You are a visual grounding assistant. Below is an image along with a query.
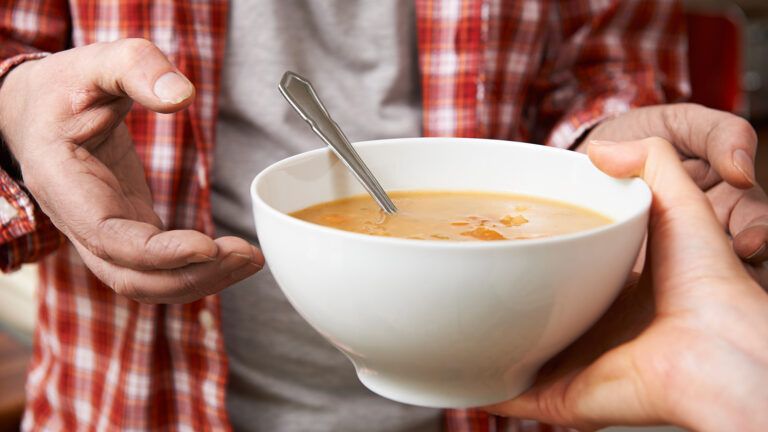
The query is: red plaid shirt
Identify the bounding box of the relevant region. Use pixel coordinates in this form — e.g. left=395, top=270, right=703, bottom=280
left=0, top=0, right=688, bottom=430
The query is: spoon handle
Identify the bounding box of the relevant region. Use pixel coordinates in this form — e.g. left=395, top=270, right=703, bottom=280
left=279, top=71, right=398, bottom=214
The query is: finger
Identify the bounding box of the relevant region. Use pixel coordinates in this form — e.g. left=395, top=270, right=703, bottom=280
left=483, top=381, right=593, bottom=430
left=91, top=218, right=220, bottom=270
left=483, top=362, right=650, bottom=430
left=662, top=104, right=756, bottom=189
left=731, top=193, right=768, bottom=263
left=745, top=262, right=768, bottom=289
left=706, top=183, right=768, bottom=263
left=79, top=38, right=195, bottom=113
left=589, top=138, right=751, bottom=293
left=74, top=236, right=264, bottom=304
left=681, top=158, right=721, bottom=190
left=737, top=222, right=768, bottom=263
left=28, top=142, right=218, bottom=271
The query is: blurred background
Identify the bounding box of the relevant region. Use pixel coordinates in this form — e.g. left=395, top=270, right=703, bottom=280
left=1, top=0, right=767, bottom=430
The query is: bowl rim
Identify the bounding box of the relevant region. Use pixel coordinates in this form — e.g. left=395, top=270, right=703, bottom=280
left=250, top=137, right=651, bottom=249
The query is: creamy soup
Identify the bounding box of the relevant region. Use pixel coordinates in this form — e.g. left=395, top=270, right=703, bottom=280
left=290, top=191, right=612, bottom=241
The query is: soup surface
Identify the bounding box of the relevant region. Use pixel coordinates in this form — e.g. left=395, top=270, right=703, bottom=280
left=290, top=191, right=612, bottom=241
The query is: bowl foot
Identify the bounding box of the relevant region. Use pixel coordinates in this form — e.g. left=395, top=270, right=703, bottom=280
left=356, top=367, right=537, bottom=409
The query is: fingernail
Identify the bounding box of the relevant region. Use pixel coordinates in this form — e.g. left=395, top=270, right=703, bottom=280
left=251, top=245, right=264, bottom=262
left=223, top=252, right=252, bottom=264
left=186, top=253, right=216, bottom=264
left=153, top=71, right=193, bottom=104
left=219, top=252, right=250, bottom=269
left=733, top=149, right=756, bottom=186
left=745, top=242, right=767, bottom=261
left=229, top=262, right=262, bottom=280
left=589, top=140, right=619, bottom=147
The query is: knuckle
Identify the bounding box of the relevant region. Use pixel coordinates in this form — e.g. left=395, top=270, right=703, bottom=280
left=661, top=104, right=688, bottom=135
left=534, top=392, right=569, bottom=427
left=685, top=160, right=718, bottom=188
left=115, top=38, right=159, bottom=66
left=671, top=102, right=707, bottom=119
left=728, top=116, right=757, bottom=146
left=89, top=219, right=122, bottom=260
left=80, top=229, right=111, bottom=261
left=176, top=272, right=209, bottom=300
left=111, top=274, right=142, bottom=301
left=644, top=135, right=671, bottom=149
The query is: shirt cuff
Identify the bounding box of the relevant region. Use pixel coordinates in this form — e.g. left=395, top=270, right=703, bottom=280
left=0, top=52, right=48, bottom=79
left=0, top=167, right=63, bottom=272
left=546, top=96, right=635, bottom=150
left=0, top=169, right=37, bottom=243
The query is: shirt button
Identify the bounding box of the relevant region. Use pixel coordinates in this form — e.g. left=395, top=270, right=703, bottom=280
left=198, top=309, right=215, bottom=331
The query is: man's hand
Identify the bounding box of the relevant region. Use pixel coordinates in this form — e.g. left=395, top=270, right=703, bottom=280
left=0, top=39, right=263, bottom=303
left=583, top=104, right=768, bottom=284
left=486, top=138, right=768, bottom=431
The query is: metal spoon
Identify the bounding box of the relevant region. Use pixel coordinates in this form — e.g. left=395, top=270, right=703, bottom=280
left=278, top=71, right=398, bottom=214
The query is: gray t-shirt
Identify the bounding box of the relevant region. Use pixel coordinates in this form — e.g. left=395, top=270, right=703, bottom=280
left=211, top=1, right=440, bottom=431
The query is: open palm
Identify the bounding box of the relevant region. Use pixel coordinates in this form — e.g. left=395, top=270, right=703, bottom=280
left=0, top=39, right=263, bottom=303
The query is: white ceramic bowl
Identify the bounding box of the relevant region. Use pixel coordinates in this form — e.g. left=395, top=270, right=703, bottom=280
left=251, top=138, right=650, bottom=408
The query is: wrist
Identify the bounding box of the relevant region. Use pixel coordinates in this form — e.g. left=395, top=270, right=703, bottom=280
left=665, top=294, right=768, bottom=432
left=0, top=59, right=37, bottom=164
left=673, top=392, right=758, bottom=432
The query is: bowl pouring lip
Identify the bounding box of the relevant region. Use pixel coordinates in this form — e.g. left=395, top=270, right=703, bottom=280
left=250, top=137, right=651, bottom=250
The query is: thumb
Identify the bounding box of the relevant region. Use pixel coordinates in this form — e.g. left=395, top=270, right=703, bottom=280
left=81, top=38, right=195, bottom=113
left=588, top=138, right=751, bottom=298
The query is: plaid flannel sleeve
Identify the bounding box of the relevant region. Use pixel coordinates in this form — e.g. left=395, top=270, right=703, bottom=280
left=533, top=0, right=691, bottom=148
left=0, top=1, right=71, bottom=271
